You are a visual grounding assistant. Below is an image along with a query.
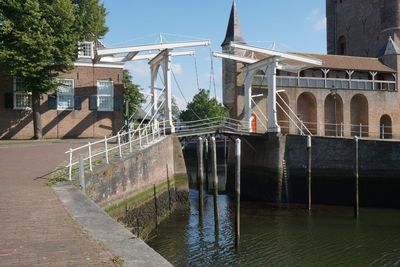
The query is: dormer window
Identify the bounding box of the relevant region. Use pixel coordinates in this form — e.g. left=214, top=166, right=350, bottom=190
left=78, top=41, right=94, bottom=59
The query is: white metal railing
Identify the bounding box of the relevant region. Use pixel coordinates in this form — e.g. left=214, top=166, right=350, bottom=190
left=252, top=75, right=396, bottom=91
left=65, top=120, right=169, bottom=181
left=276, top=119, right=394, bottom=139
left=175, top=117, right=250, bottom=137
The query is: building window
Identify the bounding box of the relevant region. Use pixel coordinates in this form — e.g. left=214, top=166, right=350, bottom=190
left=13, top=77, right=31, bottom=110
left=57, top=79, right=74, bottom=110
left=78, top=41, right=94, bottom=59
left=97, top=80, right=113, bottom=111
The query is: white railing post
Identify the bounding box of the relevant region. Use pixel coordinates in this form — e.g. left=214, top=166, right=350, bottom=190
left=163, top=121, right=166, bottom=136
left=146, top=127, right=149, bottom=144
left=158, top=121, right=161, bottom=139
left=88, top=142, right=93, bottom=171
left=128, top=130, right=132, bottom=153
left=152, top=124, right=155, bottom=142
left=117, top=133, right=122, bottom=158
left=359, top=123, right=362, bottom=138
left=104, top=136, right=109, bottom=164
left=68, top=148, right=73, bottom=181
left=139, top=127, right=142, bottom=148
left=340, top=123, right=344, bottom=137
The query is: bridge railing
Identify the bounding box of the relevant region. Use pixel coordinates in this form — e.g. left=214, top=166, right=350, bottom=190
left=65, top=121, right=169, bottom=181
left=174, top=117, right=249, bottom=137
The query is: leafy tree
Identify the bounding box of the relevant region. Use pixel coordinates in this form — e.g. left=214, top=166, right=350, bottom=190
left=180, top=89, right=228, bottom=121
left=123, top=69, right=144, bottom=117
left=0, top=0, right=108, bottom=139
left=157, top=92, right=180, bottom=119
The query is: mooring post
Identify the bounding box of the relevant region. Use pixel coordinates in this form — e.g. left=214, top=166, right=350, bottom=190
left=354, top=136, right=359, bottom=219
left=153, top=184, right=158, bottom=228
left=78, top=154, right=85, bottom=193
left=211, top=137, right=219, bottom=231
left=167, top=164, right=172, bottom=212
left=307, top=135, right=312, bottom=211
left=205, top=138, right=209, bottom=191
left=235, top=138, right=241, bottom=247
left=197, top=137, right=204, bottom=216
left=104, top=136, right=109, bottom=164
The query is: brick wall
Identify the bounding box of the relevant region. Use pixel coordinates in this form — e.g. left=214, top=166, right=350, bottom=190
left=0, top=66, right=124, bottom=139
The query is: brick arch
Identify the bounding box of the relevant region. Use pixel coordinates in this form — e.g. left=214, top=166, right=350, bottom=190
left=297, top=92, right=317, bottom=135
left=324, top=93, right=344, bottom=136
left=380, top=114, right=392, bottom=139
left=277, top=92, right=289, bottom=134
left=350, top=94, right=369, bottom=137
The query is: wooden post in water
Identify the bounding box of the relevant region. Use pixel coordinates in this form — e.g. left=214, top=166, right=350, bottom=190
left=167, top=164, right=172, bottom=212
left=205, top=138, right=209, bottom=191
left=153, top=184, right=158, bottom=228
left=197, top=137, right=204, bottom=216
left=307, top=135, right=312, bottom=211
left=211, top=137, right=219, bottom=232
left=354, top=136, right=359, bottom=219
left=235, top=138, right=241, bottom=247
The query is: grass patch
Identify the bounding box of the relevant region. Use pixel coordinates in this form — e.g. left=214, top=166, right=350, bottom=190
left=112, top=255, right=125, bottom=265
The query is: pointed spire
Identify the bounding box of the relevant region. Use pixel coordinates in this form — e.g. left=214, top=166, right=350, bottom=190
left=221, top=0, right=245, bottom=47
left=384, top=36, right=400, bottom=55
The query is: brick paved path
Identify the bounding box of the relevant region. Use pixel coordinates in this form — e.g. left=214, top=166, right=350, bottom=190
left=0, top=141, right=115, bottom=266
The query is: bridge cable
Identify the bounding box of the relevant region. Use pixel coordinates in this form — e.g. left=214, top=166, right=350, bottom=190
left=209, top=47, right=217, bottom=98
left=171, top=69, right=202, bottom=120
left=193, top=55, right=200, bottom=90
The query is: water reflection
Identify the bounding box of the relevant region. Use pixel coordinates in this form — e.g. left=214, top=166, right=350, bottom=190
left=147, top=190, right=400, bottom=266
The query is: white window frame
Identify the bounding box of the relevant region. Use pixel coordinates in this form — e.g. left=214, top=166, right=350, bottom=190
left=78, top=41, right=94, bottom=59
left=57, top=79, right=74, bottom=110
left=97, top=80, right=114, bottom=111
left=13, top=77, right=31, bottom=110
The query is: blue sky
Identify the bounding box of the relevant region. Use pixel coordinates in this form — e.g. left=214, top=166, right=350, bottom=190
left=101, top=0, right=326, bottom=109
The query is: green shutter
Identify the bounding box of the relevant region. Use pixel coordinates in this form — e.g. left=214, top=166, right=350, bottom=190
left=89, top=95, right=97, bottom=110
left=47, top=95, right=57, bottom=109
left=114, top=96, right=121, bottom=111
left=74, top=96, right=82, bottom=110
left=4, top=93, right=13, bottom=109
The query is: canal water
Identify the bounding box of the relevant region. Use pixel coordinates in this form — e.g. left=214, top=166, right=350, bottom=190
left=146, top=140, right=400, bottom=266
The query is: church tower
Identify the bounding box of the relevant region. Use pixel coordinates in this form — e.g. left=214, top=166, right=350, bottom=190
left=326, top=0, right=400, bottom=57
left=221, top=1, right=246, bottom=116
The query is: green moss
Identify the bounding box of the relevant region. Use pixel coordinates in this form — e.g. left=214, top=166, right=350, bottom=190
left=105, top=175, right=187, bottom=215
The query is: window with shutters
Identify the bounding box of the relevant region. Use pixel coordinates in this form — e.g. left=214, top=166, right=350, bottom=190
left=57, top=79, right=74, bottom=110
left=78, top=42, right=94, bottom=59
left=97, top=80, right=113, bottom=111
left=13, top=77, right=31, bottom=110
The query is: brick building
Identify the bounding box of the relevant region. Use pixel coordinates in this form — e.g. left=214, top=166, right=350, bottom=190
left=222, top=1, right=400, bottom=139
left=0, top=42, right=124, bottom=139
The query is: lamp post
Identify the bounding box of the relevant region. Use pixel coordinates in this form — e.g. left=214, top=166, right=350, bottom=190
left=330, top=86, right=338, bottom=136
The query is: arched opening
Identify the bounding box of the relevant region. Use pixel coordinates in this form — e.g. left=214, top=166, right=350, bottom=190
left=297, top=92, right=317, bottom=135
left=350, top=94, right=369, bottom=137
left=338, top=35, right=346, bottom=55
left=380, top=114, right=392, bottom=139
left=324, top=93, right=344, bottom=136
left=277, top=92, right=290, bottom=134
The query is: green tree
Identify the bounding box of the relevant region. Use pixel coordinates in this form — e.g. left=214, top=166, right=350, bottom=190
left=157, top=93, right=180, bottom=119
left=180, top=89, right=228, bottom=121
left=123, top=69, right=144, bottom=117
left=0, top=0, right=108, bottom=139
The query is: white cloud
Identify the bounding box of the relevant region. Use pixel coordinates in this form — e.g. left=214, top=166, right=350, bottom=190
left=306, top=9, right=326, bottom=32
left=125, top=61, right=149, bottom=78
left=313, top=18, right=327, bottom=32
left=171, top=63, right=183, bottom=76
